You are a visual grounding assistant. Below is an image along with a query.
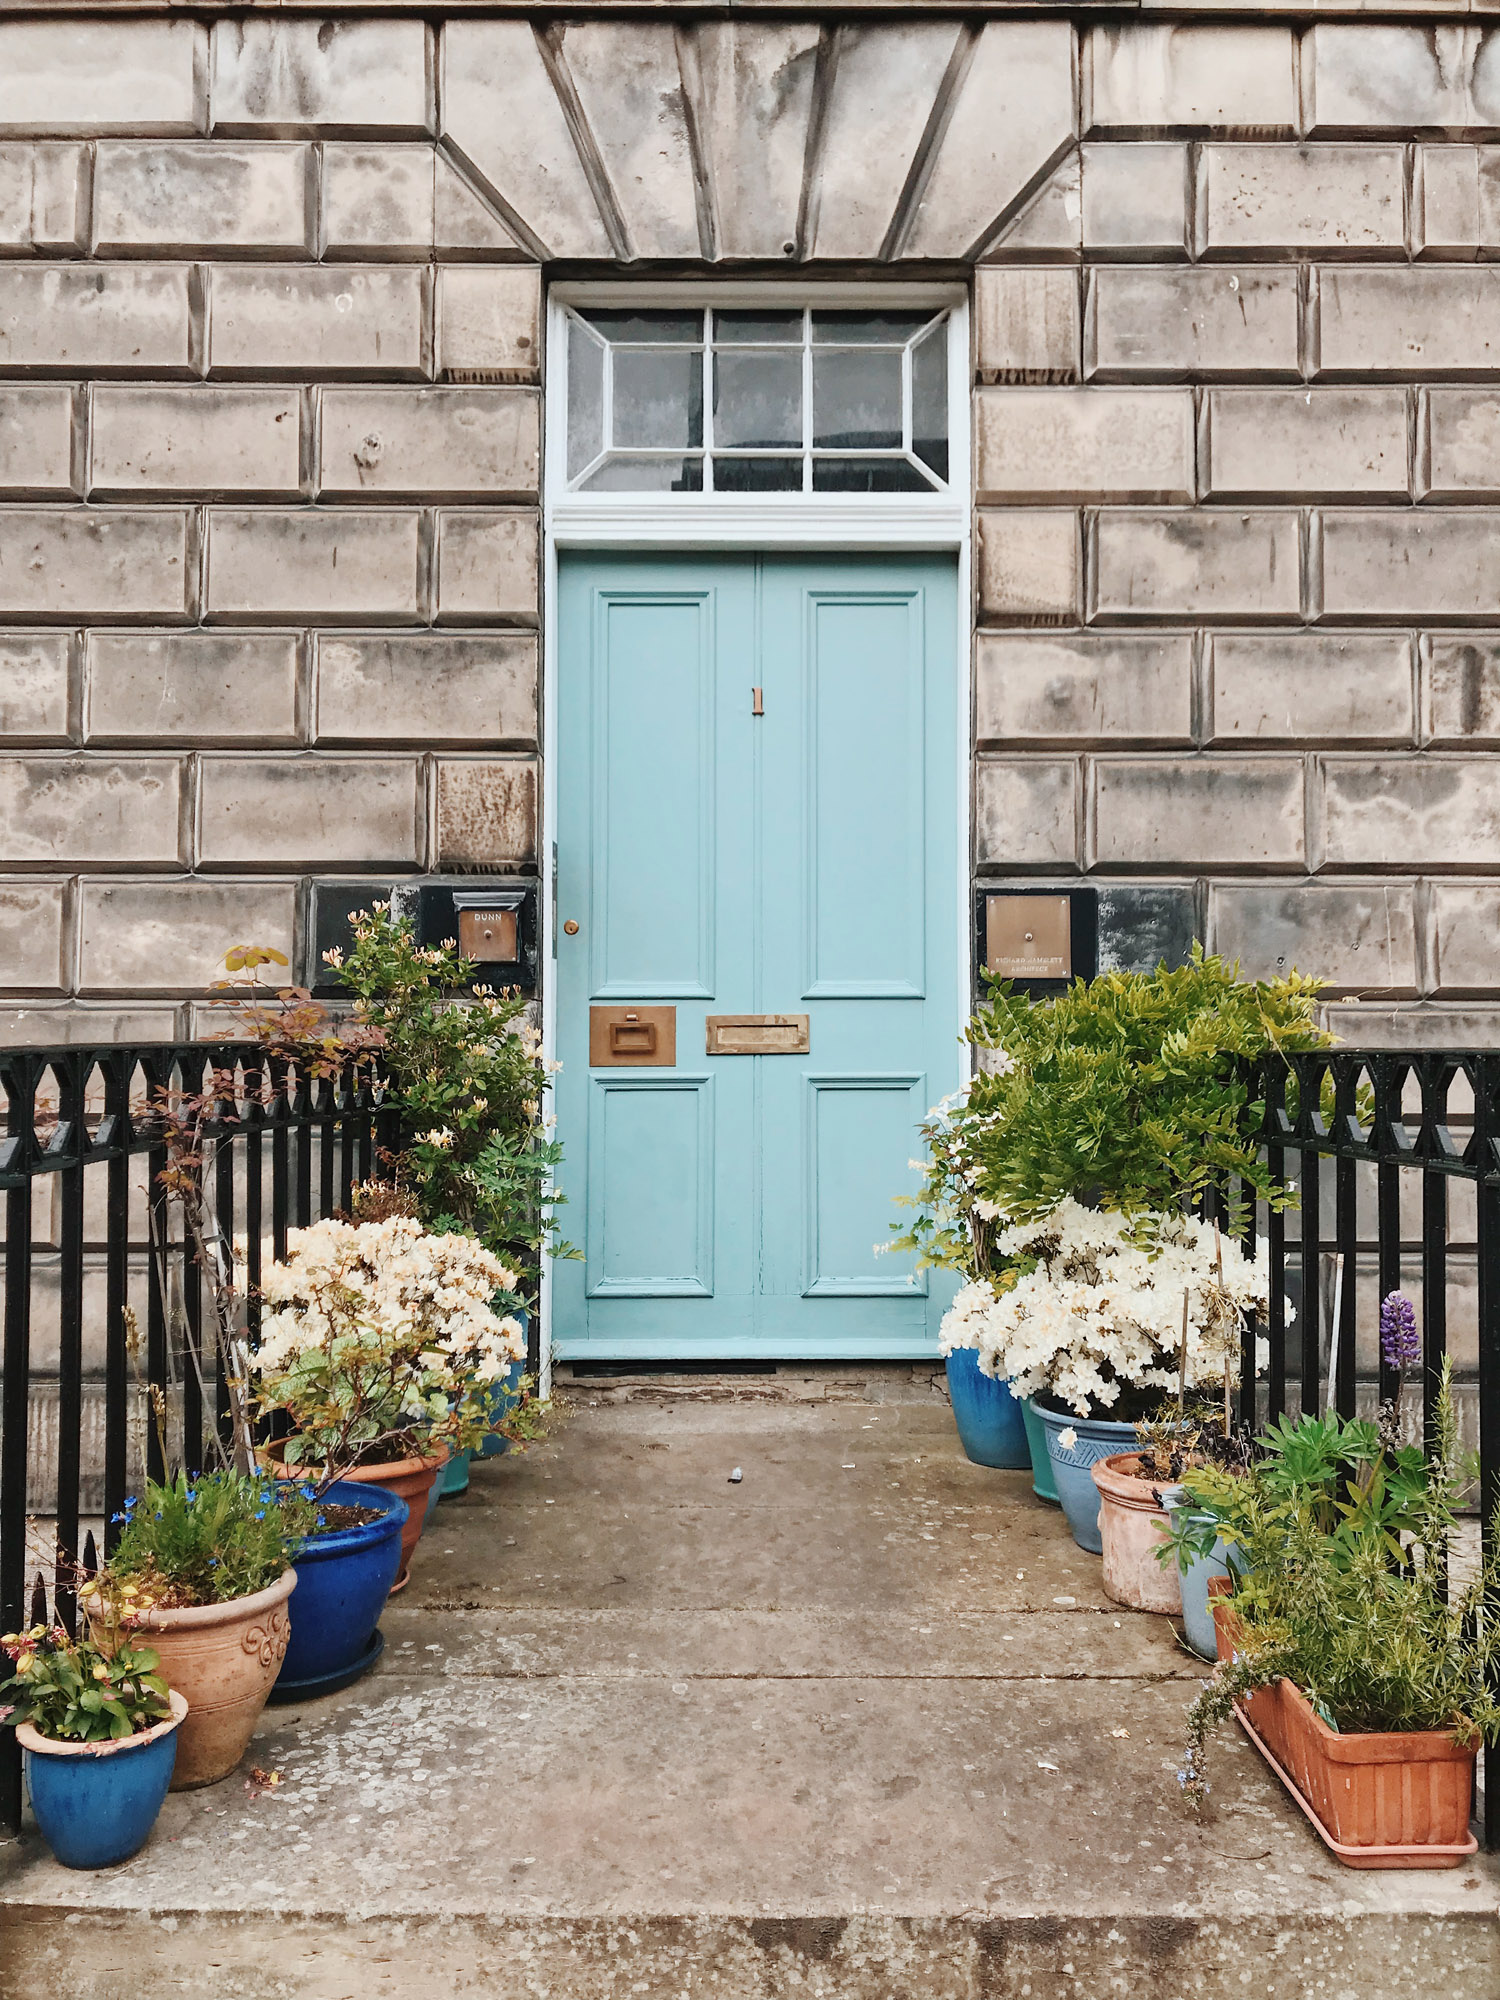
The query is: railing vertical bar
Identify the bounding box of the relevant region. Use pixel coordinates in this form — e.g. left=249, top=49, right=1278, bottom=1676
left=54, top=1056, right=86, bottom=1635
left=102, top=1056, right=131, bottom=1554
left=1265, top=1060, right=1288, bottom=1425
left=1421, top=1166, right=1448, bottom=1463
left=294, top=1061, right=313, bottom=1231
left=214, top=1093, right=236, bottom=1450
left=271, top=1058, right=290, bottom=1264
left=1300, top=1143, right=1321, bottom=1418
left=244, top=1059, right=264, bottom=1351
left=144, top=1130, right=169, bottom=1488
left=319, top=1071, right=336, bottom=1221
left=1473, top=1055, right=1500, bottom=1851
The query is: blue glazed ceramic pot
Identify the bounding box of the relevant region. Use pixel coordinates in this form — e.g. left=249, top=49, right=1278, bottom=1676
left=1021, top=1398, right=1060, bottom=1504
left=19, top=1689, right=187, bottom=1869
left=1032, top=1402, right=1140, bottom=1553
left=1161, top=1491, right=1234, bottom=1661
left=944, top=1347, right=1030, bottom=1469
left=276, top=1479, right=406, bottom=1688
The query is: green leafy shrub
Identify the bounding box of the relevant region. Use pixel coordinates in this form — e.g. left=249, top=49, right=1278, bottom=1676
left=0, top=1620, right=170, bottom=1743
left=103, top=1470, right=319, bottom=1609
left=1177, top=1363, right=1500, bottom=1811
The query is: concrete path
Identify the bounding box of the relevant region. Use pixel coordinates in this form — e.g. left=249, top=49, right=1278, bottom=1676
left=3, top=1371, right=1498, bottom=1997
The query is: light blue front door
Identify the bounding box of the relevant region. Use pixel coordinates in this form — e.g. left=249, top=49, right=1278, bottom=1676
left=554, top=552, right=959, bottom=1359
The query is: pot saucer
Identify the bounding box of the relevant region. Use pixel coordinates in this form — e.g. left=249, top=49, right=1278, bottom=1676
left=266, top=1627, right=384, bottom=1705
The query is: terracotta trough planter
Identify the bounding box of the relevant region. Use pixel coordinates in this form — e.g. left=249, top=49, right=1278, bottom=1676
left=262, top=1449, right=446, bottom=1593
left=1091, top=1453, right=1181, bottom=1616
left=1207, top=1578, right=1478, bottom=1868
left=86, top=1570, right=295, bottom=1790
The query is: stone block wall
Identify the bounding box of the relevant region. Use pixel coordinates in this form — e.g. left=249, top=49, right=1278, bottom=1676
left=1, top=14, right=1500, bottom=1044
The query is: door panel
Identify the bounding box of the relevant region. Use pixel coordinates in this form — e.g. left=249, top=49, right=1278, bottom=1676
left=555, top=551, right=958, bottom=1360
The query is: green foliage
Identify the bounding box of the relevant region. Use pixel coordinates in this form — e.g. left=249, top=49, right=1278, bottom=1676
left=330, top=905, right=576, bottom=1288
left=0, top=1621, right=170, bottom=1744
left=964, top=948, right=1331, bottom=1232
left=1176, top=1363, right=1500, bottom=1812
left=104, top=1469, right=319, bottom=1609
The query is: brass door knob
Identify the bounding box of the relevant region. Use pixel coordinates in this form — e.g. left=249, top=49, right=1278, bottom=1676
left=563, top=920, right=579, bottom=935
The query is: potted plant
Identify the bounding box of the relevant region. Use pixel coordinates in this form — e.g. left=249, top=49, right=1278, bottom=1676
left=250, top=1212, right=527, bottom=1589
left=1, top=1609, right=185, bottom=1869
left=267, top=1479, right=408, bottom=1699
left=971, top=1199, right=1270, bottom=1555
left=890, top=1088, right=1030, bottom=1474
left=1180, top=1362, right=1498, bottom=1867
left=83, top=1469, right=318, bottom=1789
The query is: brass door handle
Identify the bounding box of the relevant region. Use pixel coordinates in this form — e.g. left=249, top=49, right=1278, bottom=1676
left=610, top=1020, right=657, bottom=1055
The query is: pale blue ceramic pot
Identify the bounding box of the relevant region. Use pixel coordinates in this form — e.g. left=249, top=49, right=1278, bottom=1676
left=1032, top=1402, right=1140, bottom=1553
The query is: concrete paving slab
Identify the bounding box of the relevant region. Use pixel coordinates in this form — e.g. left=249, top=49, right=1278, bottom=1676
left=3, top=1387, right=1498, bottom=1999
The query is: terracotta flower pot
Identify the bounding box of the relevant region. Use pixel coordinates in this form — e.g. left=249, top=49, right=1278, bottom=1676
left=1091, top=1453, right=1182, bottom=1615
left=262, top=1449, right=446, bottom=1593
left=87, top=1570, right=296, bottom=1790
left=1206, top=1577, right=1479, bottom=1867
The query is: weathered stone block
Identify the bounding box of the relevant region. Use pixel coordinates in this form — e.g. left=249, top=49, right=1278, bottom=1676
left=974, top=760, right=1077, bottom=869
left=1094, top=758, right=1305, bottom=867
left=1088, top=267, right=1299, bottom=380
left=0, top=757, right=182, bottom=865
left=976, top=387, right=1191, bottom=503
left=1321, top=757, right=1500, bottom=868
left=693, top=23, right=821, bottom=262
left=0, top=1002, right=181, bottom=1047
left=1092, top=511, right=1302, bottom=622
left=1305, top=26, right=1500, bottom=136
left=1081, top=144, right=1187, bottom=257
left=315, top=633, right=536, bottom=745
left=555, top=22, right=701, bottom=262
left=435, top=758, right=537, bottom=866
left=0, top=879, right=67, bottom=991
left=84, top=633, right=300, bottom=743
left=1321, top=512, right=1500, bottom=620
left=0, top=511, right=190, bottom=618
left=0, top=635, right=70, bottom=743
left=207, top=267, right=427, bottom=378
left=211, top=19, right=431, bottom=136
left=1424, top=390, right=1500, bottom=498
left=1424, top=635, right=1500, bottom=745
left=435, top=268, right=541, bottom=381
left=976, top=511, right=1080, bottom=626
left=1086, top=26, right=1297, bottom=133
left=1097, top=884, right=1199, bottom=974
left=205, top=510, right=422, bottom=622
left=92, top=143, right=311, bottom=257
left=321, top=146, right=518, bottom=260
left=987, top=155, right=1082, bottom=259
left=974, top=268, right=1079, bottom=384
left=0, top=21, right=204, bottom=137
left=975, top=631, right=1193, bottom=744
left=1432, top=883, right=1500, bottom=994
left=90, top=387, right=301, bottom=498
left=1209, top=883, right=1418, bottom=992
left=0, top=386, right=75, bottom=497
left=1205, top=389, right=1408, bottom=498
left=319, top=388, right=538, bottom=500
left=0, top=145, right=86, bottom=252
left=197, top=756, right=421, bottom=866
left=1201, top=146, right=1406, bottom=257
left=1317, top=269, right=1500, bottom=376
left=1210, top=633, right=1415, bottom=746
left=434, top=510, right=540, bottom=624
left=1417, top=147, right=1487, bottom=258
left=78, top=878, right=297, bottom=994
left=0, top=266, right=192, bottom=375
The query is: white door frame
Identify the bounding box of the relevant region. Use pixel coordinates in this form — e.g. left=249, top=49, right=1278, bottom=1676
left=539, top=279, right=973, bottom=1390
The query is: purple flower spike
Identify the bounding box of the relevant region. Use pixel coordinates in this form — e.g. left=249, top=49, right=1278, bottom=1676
left=1380, top=1290, right=1420, bottom=1373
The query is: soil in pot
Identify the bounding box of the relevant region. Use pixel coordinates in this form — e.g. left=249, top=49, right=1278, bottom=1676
left=86, top=1570, right=297, bottom=1790
left=18, top=1689, right=188, bottom=1869
left=1091, top=1454, right=1181, bottom=1615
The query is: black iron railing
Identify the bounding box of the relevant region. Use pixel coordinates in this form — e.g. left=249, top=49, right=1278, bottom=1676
left=0, top=1043, right=397, bottom=1830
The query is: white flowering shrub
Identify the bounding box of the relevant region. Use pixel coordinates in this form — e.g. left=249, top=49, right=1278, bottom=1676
left=941, top=1198, right=1270, bottom=1419
left=250, top=1216, right=527, bottom=1479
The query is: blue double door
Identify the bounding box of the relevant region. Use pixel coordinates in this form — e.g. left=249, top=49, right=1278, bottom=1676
left=554, top=552, right=960, bottom=1359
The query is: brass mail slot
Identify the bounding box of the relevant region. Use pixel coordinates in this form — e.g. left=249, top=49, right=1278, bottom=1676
left=589, top=1004, right=676, bottom=1067
left=458, top=906, right=519, bottom=963
left=705, top=1014, right=810, bottom=1056
left=985, top=894, right=1072, bottom=981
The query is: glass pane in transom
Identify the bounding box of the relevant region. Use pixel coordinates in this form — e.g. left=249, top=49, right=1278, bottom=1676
left=612, top=347, right=704, bottom=451
left=714, top=349, right=803, bottom=449
left=812, top=348, right=903, bottom=451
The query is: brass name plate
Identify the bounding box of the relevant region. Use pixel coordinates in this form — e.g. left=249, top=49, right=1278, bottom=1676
left=985, top=895, right=1072, bottom=980
left=458, top=906, right=519, bottom=962
left=705, top=1014, right=810, bottom=1056
left=589, top=1005, right=676, bottom=1067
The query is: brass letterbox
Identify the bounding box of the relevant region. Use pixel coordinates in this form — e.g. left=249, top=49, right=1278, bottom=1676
left=589, top=1005, right=676, bottom=1067
left=704, top=1014, right=810, bottom=1055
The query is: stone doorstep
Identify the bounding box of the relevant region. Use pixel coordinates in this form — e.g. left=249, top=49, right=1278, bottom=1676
left=3, top=1394, right=1498, bottom=1999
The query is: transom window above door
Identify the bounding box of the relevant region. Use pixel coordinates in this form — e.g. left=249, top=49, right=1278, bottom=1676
left=563, top=306, right=952, bottom=496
